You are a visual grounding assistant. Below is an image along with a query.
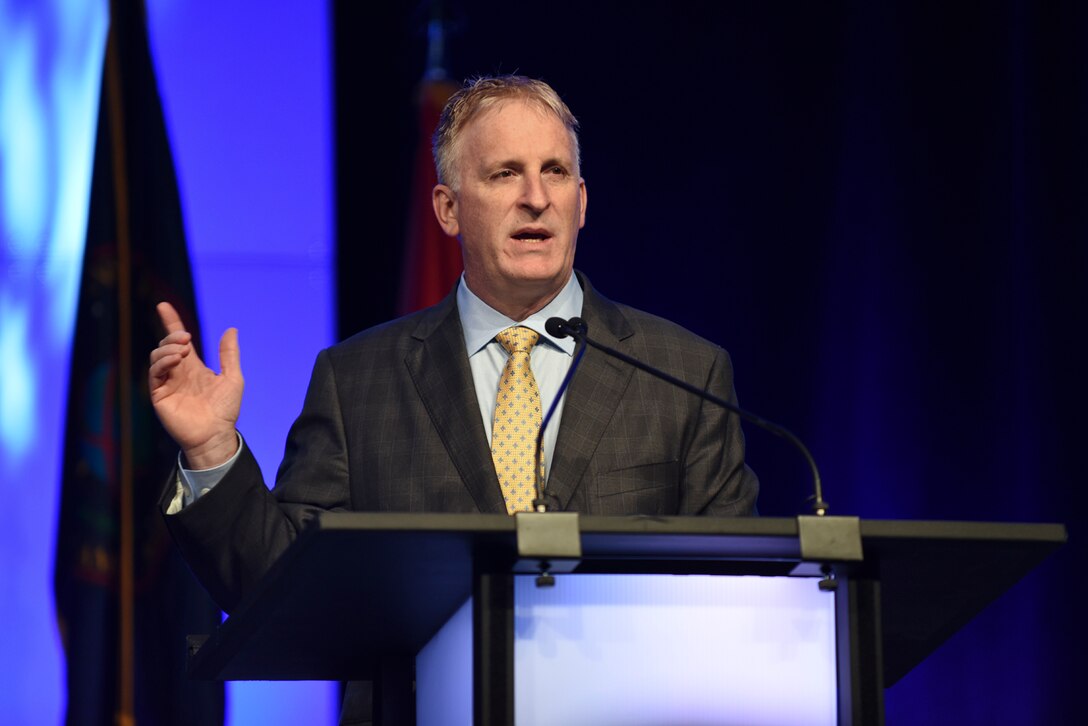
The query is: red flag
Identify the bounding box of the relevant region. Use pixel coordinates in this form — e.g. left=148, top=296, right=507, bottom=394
left=397, top=78, right=462, bottom=314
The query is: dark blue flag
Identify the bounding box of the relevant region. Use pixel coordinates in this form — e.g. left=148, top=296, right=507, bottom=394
left=54, top=0, right=224, bottom=723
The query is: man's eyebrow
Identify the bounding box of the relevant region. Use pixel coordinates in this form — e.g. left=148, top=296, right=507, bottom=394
left=489, top=157, right=572, bottom=169
left=541, top=156, right=572, bottom=169
left=476, top=156, right=574, bottom=176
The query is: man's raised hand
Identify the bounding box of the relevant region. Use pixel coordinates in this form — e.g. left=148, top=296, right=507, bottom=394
left=149, top=301, right=244, bottom=469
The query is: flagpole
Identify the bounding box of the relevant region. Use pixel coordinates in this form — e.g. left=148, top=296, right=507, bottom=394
left=104, top=0, right=136, bottom=722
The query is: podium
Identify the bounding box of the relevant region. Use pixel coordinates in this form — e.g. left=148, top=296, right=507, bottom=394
left=187, top=513, right=1065, bottom=725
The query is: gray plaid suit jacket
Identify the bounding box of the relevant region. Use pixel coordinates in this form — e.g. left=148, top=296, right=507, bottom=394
left=162, top=271, right=758, bottom=613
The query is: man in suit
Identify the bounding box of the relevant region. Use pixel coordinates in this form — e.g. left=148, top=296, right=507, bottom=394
left=150, top=75, right=758, bottom=719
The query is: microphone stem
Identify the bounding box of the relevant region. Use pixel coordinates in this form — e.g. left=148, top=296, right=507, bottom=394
left=533, top=342, right=588, bottom=512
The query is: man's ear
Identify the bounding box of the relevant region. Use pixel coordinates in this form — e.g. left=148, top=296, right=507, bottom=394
left=432, top=184, right=459, bottom=237
left=578, top=178, right=587, bottom=229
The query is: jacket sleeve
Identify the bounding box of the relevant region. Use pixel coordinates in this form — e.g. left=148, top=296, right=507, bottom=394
left=159, top=348, right=351, bottom=613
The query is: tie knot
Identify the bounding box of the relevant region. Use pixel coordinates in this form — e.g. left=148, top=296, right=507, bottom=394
left=496, top=326, right=539, bottom=355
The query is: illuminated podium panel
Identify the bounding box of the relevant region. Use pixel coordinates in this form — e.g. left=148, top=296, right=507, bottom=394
left=185, top=513, right=1065, bottom=726
left=418, top=575, right=838, bottom=726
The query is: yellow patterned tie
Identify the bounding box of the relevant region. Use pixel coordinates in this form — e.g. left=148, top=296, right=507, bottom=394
left=492, top=326, right=543, bottom=514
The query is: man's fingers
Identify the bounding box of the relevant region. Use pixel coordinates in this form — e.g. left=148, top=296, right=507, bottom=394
left=150, top=342, right=191, bottom=365
left=158, top=329, right=192, bottom=348
left=149, top=352, right=183, bottom=382
left=156, top=301, right=187, bottom=335
left=219, top=327, right=242, bottom=379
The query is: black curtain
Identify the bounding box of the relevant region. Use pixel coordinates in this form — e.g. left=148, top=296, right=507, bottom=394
left=336, top=2, right=1086, bottom=722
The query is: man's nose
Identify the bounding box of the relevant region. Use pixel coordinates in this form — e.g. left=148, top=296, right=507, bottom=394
left=518, top=174, right=550, bottom=214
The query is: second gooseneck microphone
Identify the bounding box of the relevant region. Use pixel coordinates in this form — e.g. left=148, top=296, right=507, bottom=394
left=543, top=316, right=828, bottom=516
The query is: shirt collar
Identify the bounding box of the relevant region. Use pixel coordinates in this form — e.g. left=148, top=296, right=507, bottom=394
left=458, top=273, right=584, bottom=357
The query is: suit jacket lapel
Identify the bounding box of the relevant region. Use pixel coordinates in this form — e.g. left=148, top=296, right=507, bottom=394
left=404, top=293, right=508, bottom=514
left=547, top=273, right=635, bottom=509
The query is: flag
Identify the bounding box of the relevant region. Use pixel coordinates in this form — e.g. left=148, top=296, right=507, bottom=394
left=54, top=0, right=224, bottom=723
left=397, top=76, right=462, bottom=315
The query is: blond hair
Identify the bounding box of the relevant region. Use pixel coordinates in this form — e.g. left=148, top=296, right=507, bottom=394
left=432, top=75, right=581, bottom=186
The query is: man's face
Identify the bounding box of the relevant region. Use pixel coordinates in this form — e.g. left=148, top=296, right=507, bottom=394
left=433, top=99, right=587, bottom=318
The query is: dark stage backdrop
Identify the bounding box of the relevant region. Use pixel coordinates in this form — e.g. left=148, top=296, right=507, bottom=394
left=335, top=2, right=1086, bottom=722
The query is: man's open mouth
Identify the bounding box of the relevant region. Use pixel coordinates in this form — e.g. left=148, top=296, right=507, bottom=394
left=512, top=228, right=551, bottom=241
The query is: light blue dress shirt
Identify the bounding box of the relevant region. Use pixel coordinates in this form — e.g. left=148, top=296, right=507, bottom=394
left=457, top=272, right=583, bottom=482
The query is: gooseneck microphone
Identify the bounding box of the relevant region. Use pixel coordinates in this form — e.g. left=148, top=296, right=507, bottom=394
left=531, top=320, right=588, bottom=512
left=544, top=316, right=829, bottom=516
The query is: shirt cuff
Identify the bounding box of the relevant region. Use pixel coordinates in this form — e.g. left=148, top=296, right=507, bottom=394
left=166, top=432, right=245, bottom=515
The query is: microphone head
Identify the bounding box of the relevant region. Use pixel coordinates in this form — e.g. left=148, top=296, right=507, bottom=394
left=567, top=317, right=587, bottom=337
left=545, top=317, right=571, bottom=339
